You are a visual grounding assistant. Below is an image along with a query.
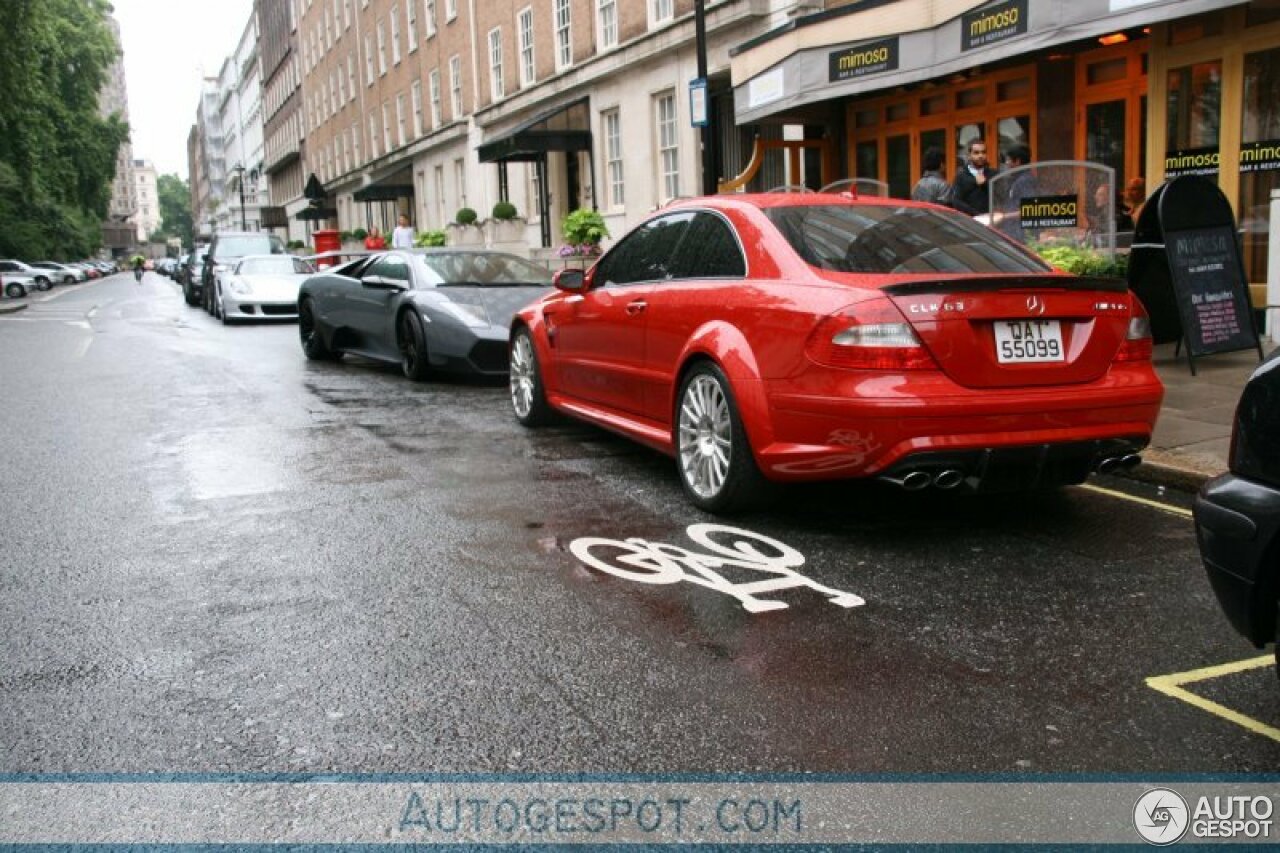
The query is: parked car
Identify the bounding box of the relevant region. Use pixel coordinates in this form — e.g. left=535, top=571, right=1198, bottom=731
left=509, top=194, right=1164, bottom=512
left=2, top=271, right=38, bottom=299
left=181, top=247, right=208, bottom=301
left=0, top=260, right=52, bottom=290
left=199, top=234, right=284, bottom=315
left=1193, top=348, right=1280, bottom=676
left=71, top=262, right=101, bottom=279
left=32, top=261, right=87, bottom=284
left=215, top=254, right=317, bottom=324
left=298, top=249, right=553, bottom=379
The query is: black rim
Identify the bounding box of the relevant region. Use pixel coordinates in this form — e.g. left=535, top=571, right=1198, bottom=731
left=399, top=315, right=418, bottom=372
left=300, top=303, right=316, bottom=348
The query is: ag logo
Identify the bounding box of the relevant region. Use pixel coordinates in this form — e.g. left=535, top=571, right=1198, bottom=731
left=1133, top=788, right=1189, bottom=845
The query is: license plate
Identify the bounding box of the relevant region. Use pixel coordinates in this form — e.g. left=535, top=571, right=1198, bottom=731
left=994, top=320, right=1064, bottom=363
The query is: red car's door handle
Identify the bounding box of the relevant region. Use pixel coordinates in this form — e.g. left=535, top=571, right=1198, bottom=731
left=625, top=299, right=648, bottom=316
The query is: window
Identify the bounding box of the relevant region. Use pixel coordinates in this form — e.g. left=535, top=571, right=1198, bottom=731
left=554, top=0, right=572, bottom=70
left=390, top=6, right=401, bottom=64
left=429, top=69, right=442, bottom=126
left=671, top=213, right=746, bottom=278
left=655, top=92, right=679, bottom=202
left=406, top=1, right=417, bottom=51
left=449, top=55, right=463, bottom=117
left=351, top=122, right=360, bottom=164
left=347, top=53, right=356, bottom=101
left=369, top=112, right=379, bottom=159
left=343, top=0, right=351, bottom=29
left=424, top=0, right=436, bottom=37
left=454, top=158, right=466, bottom=208
left=337, top=64, right=346, bottom=105
left=376, top=20, right=387, bottom=75
left=364, top=34, right=374, bottom=85
left=382, top=101, right=393, bottom=151
left=598, top=0, right=617, bottom=50
left=603, top=109, right=623, bottom=207
left=411, top=80, right=424, bottom=137
left=1240, top=45, right=1280, bottom=283
left=518, top=8, right=534, bottom=87
left=434, top=165, right=446, bottom=227
left=650, top=0, right=673, bottom=25
left=597, top=212, right=693, bottom=285
left=488, top=28, right=504, bottom=101
left=396, top=92, right=407, bottom=146
left=446, top=0, right=456, bottom=21
left=336, top=133, right=345, bottom=173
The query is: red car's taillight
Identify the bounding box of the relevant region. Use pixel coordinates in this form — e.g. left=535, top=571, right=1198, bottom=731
left=1114, top=300, right=1153, bottom=362
left=806, top=297, right=937, bottom=370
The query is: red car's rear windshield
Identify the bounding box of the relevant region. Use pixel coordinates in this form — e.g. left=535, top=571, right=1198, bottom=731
left=764, top=204, right=1051, bottom=275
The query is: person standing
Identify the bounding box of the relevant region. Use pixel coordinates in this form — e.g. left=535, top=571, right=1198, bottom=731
left=391, top=213, right=415, bottom=248
left=952, top=138, right=999, bottom=216
left=996, top=145, right=1035, bottom=241
left=364, top=227, right=387, bottom=250
left=911, top=147, right=953, bottom=207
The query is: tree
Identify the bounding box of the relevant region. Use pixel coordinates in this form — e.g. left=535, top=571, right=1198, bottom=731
left=0, top=0, right=129, bottom=259
left=156, top=174, right=194, bottom=247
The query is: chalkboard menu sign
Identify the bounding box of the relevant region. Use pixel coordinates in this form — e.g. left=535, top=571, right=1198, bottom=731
left=1133, top=175, right=1264, bottom=373
left=1166, top=225, right=1257, bottom=357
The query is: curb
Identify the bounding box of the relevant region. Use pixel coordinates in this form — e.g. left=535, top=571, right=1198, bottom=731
left=1118, top=458, right=1214, bottom=493
left=0, top=302, right=29, bottom=315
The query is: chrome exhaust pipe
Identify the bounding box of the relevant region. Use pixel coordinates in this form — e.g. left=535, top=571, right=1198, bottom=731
left=933, top=469, right=964, bottom=490
left=881, top=470, right=932, bottom=491
left=1096, top=456, right=1121, bottom=475
left=1119, top=453, right=1142, bottom=469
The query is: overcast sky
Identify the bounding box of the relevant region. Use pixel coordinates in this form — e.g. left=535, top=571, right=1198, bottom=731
left=112, top=0, right=255, bottom=180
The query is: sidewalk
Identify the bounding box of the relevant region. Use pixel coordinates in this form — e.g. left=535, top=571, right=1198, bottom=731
left=1132, top=339, right=1278, bottom=491
left=0, top=299, right=28, bottom=314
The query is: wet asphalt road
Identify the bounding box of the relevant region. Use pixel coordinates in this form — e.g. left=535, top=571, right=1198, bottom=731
left=1, top=272, right=1276, bottom=775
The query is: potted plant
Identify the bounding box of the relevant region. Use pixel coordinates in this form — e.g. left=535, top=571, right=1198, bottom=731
left=446, top=207, right=484, bottom=246
left=414, top=229, right=447, bottom=248
left=558, top=208, right=609, bottom=267
left=485, top=201, right=526, bottom=246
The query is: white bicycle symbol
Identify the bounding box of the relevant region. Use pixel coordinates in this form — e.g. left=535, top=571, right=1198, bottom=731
left=569, top=524, right=865, bottom=614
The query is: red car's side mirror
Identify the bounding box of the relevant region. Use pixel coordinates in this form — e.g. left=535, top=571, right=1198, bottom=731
left=553, top=268, right=587, bottom=293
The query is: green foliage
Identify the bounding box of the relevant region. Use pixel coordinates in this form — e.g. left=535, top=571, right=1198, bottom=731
left=339, top=230, right=354, bottom=241
left=1034, top=243, right=1129, bottom=278
left=352, top=228, right=369, bottom=240
left=157, top=174, right=194, bottom=247
left=491, top=201, right=518, bottom=221
left=287, top=240, right=306, bottom=250
left=455, top=207, right=478, bottom=225
left=0, top=0, right=129, bottom=259
left=414, top=229, right=447, bottom=247
left=561, top=208, right=609, bottom=246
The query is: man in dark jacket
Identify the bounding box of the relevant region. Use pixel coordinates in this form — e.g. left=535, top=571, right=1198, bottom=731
left=911, top=147, right=953, bottom=206
left=952, top=138, right=999, bottom=216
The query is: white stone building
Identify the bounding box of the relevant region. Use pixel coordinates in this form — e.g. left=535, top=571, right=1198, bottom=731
left=131, top=160, right=161, bottom=242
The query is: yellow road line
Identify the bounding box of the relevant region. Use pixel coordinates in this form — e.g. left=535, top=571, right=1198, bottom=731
left=1079, top=483, right=1194, bottom=518
left=1147, top=656, right=1280, bottom=743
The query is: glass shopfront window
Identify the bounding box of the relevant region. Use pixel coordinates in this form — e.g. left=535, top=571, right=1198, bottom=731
left=1240, top=44, right=1280, bottom=283
left=1165, top=60, right=1222, bottom=181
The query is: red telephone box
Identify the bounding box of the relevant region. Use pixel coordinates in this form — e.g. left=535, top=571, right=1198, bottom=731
left=313, top=229, right=341, bottom=268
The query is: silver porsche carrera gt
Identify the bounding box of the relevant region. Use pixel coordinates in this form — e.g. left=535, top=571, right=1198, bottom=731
left=297, top=249, right=553, bottom=379
left=218, top=254, right=318, bottom=323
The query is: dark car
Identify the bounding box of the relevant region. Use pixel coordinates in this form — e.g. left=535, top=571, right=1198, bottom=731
left=198, top=234, right=285, bottom=315
left=182, top=244, right=211, bottom=305
left=1194, top=348, right=1280, bottom=675
left=298, top=249, right=552, bottom=380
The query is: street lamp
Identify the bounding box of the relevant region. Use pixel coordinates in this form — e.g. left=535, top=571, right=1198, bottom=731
left=230, top=164, right=248, bottom=231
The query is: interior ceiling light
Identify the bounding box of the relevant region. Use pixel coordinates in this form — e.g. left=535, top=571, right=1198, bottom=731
left=1099, top=32, right=1130, bottom=45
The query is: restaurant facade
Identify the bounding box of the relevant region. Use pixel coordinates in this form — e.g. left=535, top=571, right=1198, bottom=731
left=730, top=0, right=1280, bottom=307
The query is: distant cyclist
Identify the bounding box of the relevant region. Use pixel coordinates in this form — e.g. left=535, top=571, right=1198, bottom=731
left=132, top=254, right=145, bottom=283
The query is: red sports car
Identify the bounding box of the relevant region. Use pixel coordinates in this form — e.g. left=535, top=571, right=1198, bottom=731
left=509, top=194, right=1163, bottom=513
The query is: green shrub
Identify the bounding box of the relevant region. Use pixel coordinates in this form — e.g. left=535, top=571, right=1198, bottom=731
left=1033, top=243, right=1128, bottom=278
left=414, top=229, right=447, bottom=247
left=339, top=230, right=354, bottom=241
left=561, top=208, right=609, bottom=247
left=492, top=201, right=518, bottom=221
left=352, top=228, right=368, bottom=241
left=286, top=240, right=306, bottom=250
left=455, top=207, right=478, bottom=225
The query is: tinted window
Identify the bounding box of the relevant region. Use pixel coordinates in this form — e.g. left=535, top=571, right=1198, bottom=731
left=765, top=204, right=1051, bottom=274
left=416, top=252, right=553, bottom=287
left=597, top=212, right=695, bottom=285
left=238, top=257, right=315, bottom=275
left=670, top=213, right=746, bottom=279
left=213, top=235, right=286, bottom=260
left=369, top=255, right=411, bottom=283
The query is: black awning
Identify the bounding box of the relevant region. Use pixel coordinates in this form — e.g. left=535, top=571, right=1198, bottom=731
left=260, top=206, right=289, bottom=228
left=295, top=207, right=337, bottom=221
left=478, top=98, right=592, bottom=163
left=353, top=183, right=415, bottom=202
